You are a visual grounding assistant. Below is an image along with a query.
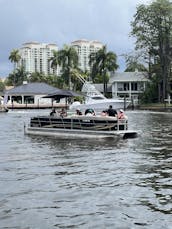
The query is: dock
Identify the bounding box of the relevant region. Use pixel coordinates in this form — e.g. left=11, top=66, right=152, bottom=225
left=7, top=103, right=68, bottom=110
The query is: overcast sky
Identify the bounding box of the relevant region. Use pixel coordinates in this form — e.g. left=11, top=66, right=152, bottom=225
left=0, top=0, right=150, bottom=77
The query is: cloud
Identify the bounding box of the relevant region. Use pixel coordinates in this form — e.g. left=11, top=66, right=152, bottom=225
left=0, top=0, right=149, bottom=76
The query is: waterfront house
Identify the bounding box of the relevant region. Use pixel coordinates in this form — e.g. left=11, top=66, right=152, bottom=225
left=5, top=82, right=66, bottom=109
left=91, top=72, right=149, bottom=102
left=109, top=71, right=149, bottom=102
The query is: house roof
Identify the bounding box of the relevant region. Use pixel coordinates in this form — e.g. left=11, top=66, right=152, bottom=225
left=109, top=72, right=149, bottom=83
left=6, top=82, right=59, bottom=95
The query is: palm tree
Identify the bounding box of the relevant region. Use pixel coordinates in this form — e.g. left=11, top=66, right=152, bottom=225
left=89, top=52, right=97, bottom=81
left=7, top=66, right=27, bottom=86
left=57, top=45, right=79, bottom=90
left=89, top=46, right=118, bottom=95
left=49, top=50, right=59, bottom=74
left=124, top=53, right=147, bottom=72
left=9, top=49, right=21, bottom=70
left=29, top=72, right=45, bottom=82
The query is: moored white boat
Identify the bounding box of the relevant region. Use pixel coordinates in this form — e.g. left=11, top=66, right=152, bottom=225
left=69, top=78, right=130, bottom=112
left=69, top=95, right=129, bottom=112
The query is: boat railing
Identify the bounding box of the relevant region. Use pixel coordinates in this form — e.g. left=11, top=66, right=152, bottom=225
left=117, top=118, right=128, bottom=131
left=61, top=116, right=66, bottom=129
left=70, top=116, right=128, bottom=131
left=31, top=115, right=128, bottom=132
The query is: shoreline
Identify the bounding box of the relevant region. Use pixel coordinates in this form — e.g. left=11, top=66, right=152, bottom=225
left=129, top=104, right=172, bottom=112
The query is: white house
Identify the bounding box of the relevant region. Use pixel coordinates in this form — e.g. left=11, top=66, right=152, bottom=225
left=109, top=72, right=149, bottom=101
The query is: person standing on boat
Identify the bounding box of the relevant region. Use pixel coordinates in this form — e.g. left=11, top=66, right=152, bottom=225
left=106, top=105, right=117, bottom=117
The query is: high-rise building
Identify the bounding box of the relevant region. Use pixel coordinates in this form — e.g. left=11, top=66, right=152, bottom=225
left=71, top=39, right=103, bottom=72
left=17, top=42, right=59, bottom=75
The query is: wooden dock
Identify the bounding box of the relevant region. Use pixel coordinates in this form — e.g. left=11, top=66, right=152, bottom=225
left=7, top=103, right=69, bottom=110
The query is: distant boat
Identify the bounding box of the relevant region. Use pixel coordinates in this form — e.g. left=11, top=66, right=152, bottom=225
left=69, top=76, right=130, bottom=112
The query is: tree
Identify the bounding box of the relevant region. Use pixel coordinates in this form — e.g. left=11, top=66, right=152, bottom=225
left=89, top=52, right=97, bottom=81
left=125, top=61, right=147, bottom=72
left=9, top=49, right=21, bottom=70
left=124, top=52, right=148, bottom=72
left=130, top=0, right=172, bottom=102
left=140, top=75, right=159, bottom=103
left=29, top=72, right=65, bottom=88
left=0, top=80, right=5, bottom=92
left=29, top=72, right=46, bottom=82
left=6, top=66, right=27, bottom=86
left=57, top=45, right=79, bottom=90
left=89, top=45, right=118, bottom=95
left=49, top=50, right=59, bottom=74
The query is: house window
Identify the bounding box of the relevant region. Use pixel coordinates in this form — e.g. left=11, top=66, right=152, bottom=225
left=11, top=96, right=22, bottom=104
left=131, top=83, right=138, bottom=91
left=24, top=96, right=34, bottom=104
left=124, top=83, right=129, bottom=91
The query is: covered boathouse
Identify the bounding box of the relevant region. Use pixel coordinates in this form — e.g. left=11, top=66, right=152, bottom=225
left=5, top=82, right=67, bottom=109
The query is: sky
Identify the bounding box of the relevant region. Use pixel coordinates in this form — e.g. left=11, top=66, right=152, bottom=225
left=0, top=0, right=150, bottom=77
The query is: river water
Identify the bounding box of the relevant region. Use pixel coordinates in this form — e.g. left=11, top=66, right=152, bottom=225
left=0, top=110, right=172, bottom=229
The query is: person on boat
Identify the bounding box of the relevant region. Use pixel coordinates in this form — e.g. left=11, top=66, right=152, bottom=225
left=59, top=108, right=67, bottom=117
left=76, top=109, right=82, bottom=115
left=117, top=109, right=128, bottom=120
left=106, top=105, right=117, bottom=117
left=85, top=108, right=96, bottom=116
left=101, top=110, right=108, bottom=116
left=50, top=108, right=56, bottom=116
left=117, top=109, right=125, bottom=119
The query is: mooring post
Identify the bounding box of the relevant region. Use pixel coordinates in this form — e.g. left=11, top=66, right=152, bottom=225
left=124, top=95, right=126, bottom=111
